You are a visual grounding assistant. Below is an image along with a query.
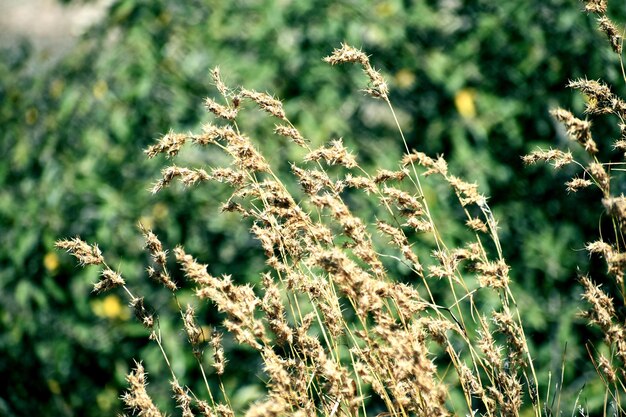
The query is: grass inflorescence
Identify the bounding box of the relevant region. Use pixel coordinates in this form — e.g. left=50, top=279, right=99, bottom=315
left=56, top=2, right=626, bottom=416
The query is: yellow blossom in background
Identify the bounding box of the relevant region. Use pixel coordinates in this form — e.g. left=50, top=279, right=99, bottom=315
left=47, top=379, right=61, bottom=395
left=49, top=79, right=64, bottom=98
left=152, top=202, right=169, bottom=221
left=395, top=69, right=416, bottom=89
left=454, top=88, right=476, bottom=119
left=93, top=80, right=108, bottom=100
left=375, top=1, right=396, bottom=17
left=43, top=252, right=59, bottom=272
left=25, top=107, right=38, bottom=125
left=91, top=294, right=130, bottom=320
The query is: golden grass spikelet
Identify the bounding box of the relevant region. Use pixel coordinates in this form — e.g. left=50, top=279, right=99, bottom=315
left=550, top=108, right=598, bottom=154
left=466, top=217, right=488, bottom=233
left=492, top=307, right=526, bottom=365
left=174, top=246, right=214, bottom=285
left=55, top=237, right=104, bottom=266
left=223, top=132, right=271, bottom=173
left=381, top=186, right=423, bottom=212
left=121, top=362, right=164, bottom=417
left=210, top=167, right=246, bottom=187
left=404, top=216, right=433, bottom=233
left=447, top=175, right=482, bottom=206
left=93, top=268, right=126, bottom=294
left=580, top=275, right=615, bottom=330
left=145, top=130, right=188, bottom=159
left=389, top=283, right=427, bottom=316
left=274, top=124, right=307, bottom=147
left=475, top=259, right=510, bottom=289
left=568, top=78, right=626, bottom=115
left=182, top=305, right=203, bottom=355
left=586, top=239, right=613, bottom=257
left=171, top=379, right=194, bottom=417
left=151, top=165, right=210, bottom=193
left=478, top=328, right=503, bottom=369
left=189, top=270, right=266, bottom=350
left=261, top=273, right=293, bottom=345
left=282, top=163, right=329, bottom=194
left=598, top=354, right=617, bottom=384
left=130, top=297, right=155, bottom=329
left=583, top=0, right=607, bottom=13
left=210, top=66, right=229, bottom=97
left=323, top=43, right=389, bottom=99
left=204, top=97, right=238, bottom=120
left=566, top=177, right=593, bottom=193
left=240, top=88, right=285, bottom=119
left=522, top=148, right=574, bottom=169
left=602, top=195, right=626, bottom=222
left=402, top=150, right=448, bottom=176
left=597, top=16, right=622, bottom=54
left=589, top=162, right=610, bottom=192
left=304, top=138, right=357, bottom=168
left=373, top=168, right=408, bottom=183
left=214, top=404, right=235, bottom=417
left=335, top=173, right=376, bottom=194
left=211, top=330, right=226, bottom=375
left=195, top=123, right=237, bottom=145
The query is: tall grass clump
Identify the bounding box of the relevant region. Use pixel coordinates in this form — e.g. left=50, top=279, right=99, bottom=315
left=56, top=42, right=544, bottom=416
left=524, top=1, right=626, bottom=414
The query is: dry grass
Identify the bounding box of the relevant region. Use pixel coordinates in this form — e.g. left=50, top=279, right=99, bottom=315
left=56, top=2, right=626, bottom=416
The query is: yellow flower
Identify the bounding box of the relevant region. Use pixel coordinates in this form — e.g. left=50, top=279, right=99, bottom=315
left=454, top=88, right=476, bottom=119
left=91, top=294, right=130, bottom=320
left=43, top=252, right=59, bottom=272
left=93, top=80, right=108, bottom=100
left=395, top=69, right=416, bottom=89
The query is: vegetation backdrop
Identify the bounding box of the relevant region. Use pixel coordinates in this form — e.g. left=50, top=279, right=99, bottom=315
left=1, top=0, right=625, bottom=415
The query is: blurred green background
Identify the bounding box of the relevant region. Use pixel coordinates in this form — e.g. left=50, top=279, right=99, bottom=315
left=1, top=0, right=624, bottom=415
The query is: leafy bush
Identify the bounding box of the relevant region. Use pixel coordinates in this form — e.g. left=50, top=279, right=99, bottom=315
left=2, top=0, right=626, bottom=415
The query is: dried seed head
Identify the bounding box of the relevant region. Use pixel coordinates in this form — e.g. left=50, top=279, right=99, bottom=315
left=240, top=88, right=285, bottom=119
left=195, top=123, right=237, bottom=145
left=210, top=66, right=229, bottom=97
left=598, top=16, right=622, bottom=54
left=211, top=330, right=226, bottom=375
left=580, top=275, right=615, bottom=329
left=130, top=297, right=155, bottom=329
left=304, top=138, right=357, bottom=168
left=205, top=97, right=238, bottom=120
left=522, top=148, right=574, bottom=169
left=583, top=0, right=607, bottom=13
left=171, top=379, right=194, bottom=417
left=373, top=169, right=407, bottom=183
left=566, top=177, right=593, bottom=193
left=323, top=43, right=389, bottom=99
left=150, top=165, right=210, bottom=193
left=55, top=237, right=104, bottom=266
left=274, top=124, right=307, bottom=147
left=183, top=305, right=203, bottom=357
left=598, top=354, right=617, bottom=383
left=336, top=173, right=376, bottom=194
left=466, top=217, right=488, bottom=233
left=93, top=268, right=126, bottom=294
left=550, top=108, right=597, bottom=154
left=588, top=162, right=610, bottom=192
left=568, top=78, right=626, bottom=115
left=476, top=259, right=511, bottom=289
left=121, top=362, right=164, bottom=417
left=602, top=195, right=626, bottom=221
left=145, top=130, right=188, bottom=159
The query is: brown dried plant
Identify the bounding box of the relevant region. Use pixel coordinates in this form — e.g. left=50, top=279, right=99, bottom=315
left=58, top=44, right=541, bottom=416
left=523, top=1, right=626, bottom=413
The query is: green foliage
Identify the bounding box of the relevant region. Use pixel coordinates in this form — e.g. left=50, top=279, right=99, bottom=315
left=1, top=0, right=625, bottom=415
